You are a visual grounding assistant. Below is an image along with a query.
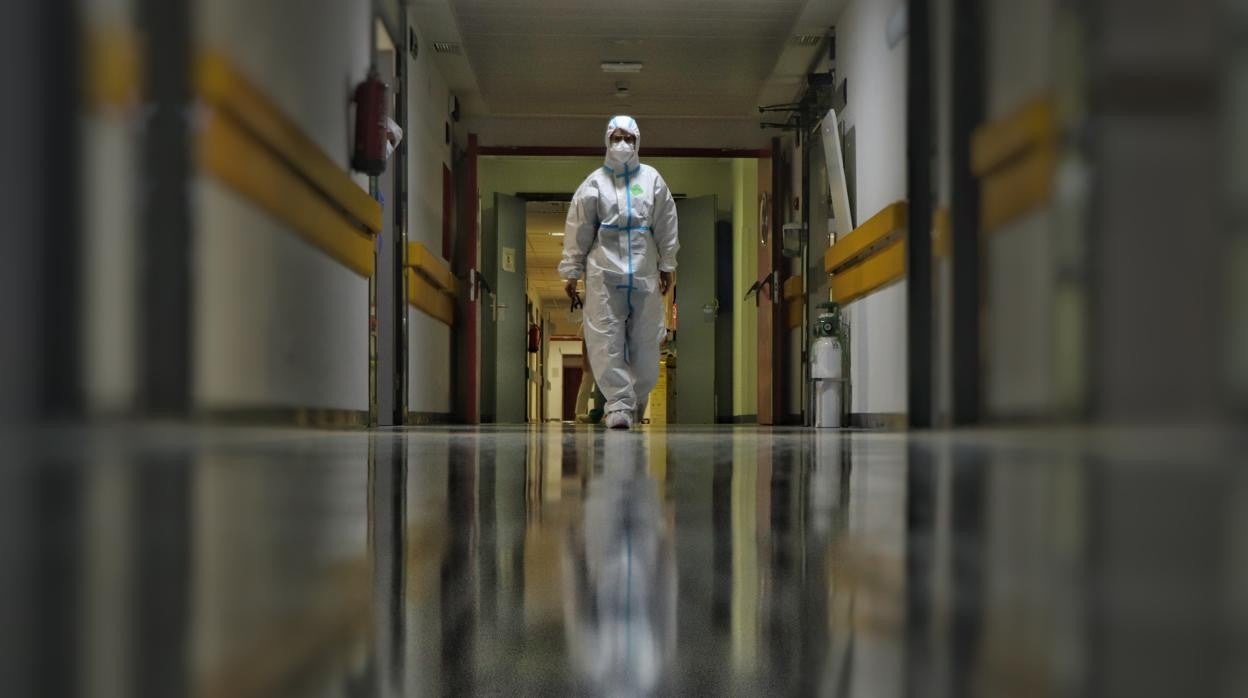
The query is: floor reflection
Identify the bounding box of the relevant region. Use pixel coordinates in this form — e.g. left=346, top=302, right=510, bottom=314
left=562, top=433, right=676, bottom=695
left=4, top=425, right=1244, bottom=698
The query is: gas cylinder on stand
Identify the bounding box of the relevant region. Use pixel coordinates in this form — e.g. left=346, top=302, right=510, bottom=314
left=811, top=302, right=844, bottom=428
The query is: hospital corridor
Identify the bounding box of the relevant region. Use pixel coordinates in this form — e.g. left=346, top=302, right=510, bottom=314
left=2, top=0, right=1246, bottom=696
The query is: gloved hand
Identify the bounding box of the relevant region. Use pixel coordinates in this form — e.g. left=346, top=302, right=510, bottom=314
left=659, top=271, right=674, bottom=295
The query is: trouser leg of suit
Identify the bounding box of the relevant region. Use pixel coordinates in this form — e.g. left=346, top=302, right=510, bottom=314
left=583, top=270, right=665, bottom=415
left=583, top=269, right=634, bottom=415
left=627, top=288, right=664, bottom=419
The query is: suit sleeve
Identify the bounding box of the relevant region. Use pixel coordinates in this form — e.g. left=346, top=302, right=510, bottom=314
left=652, top=174, right=679, bottom=273
left=559, top=178, right=598, bottom=280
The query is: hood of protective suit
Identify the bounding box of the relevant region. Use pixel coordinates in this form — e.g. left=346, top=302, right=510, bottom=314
left=603, top=115, right=641, bottom=173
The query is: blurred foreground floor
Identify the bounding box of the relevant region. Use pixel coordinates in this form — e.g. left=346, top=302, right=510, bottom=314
left=1, top=424, right=1245, bottom=698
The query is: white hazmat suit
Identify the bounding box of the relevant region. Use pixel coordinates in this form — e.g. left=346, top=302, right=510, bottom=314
left=560, top=116, right=679, bottom=422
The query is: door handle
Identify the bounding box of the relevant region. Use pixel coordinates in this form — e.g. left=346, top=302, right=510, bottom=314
left=759, top=191, right=772, bottom=248
left=744, top=279, right=762, bottom=303
left=465, top=268, right=494, bottom=303
left=701, top=298, right=719, bottom=319
left=748, top=273, right=778, bottom=305
left=744, top=272, right=778, bottom=307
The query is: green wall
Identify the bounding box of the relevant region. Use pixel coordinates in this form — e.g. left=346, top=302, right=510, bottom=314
left=732, top=159, right=759, bottom=418
left=478, top=155, right=759, bottom=419
left=479, top=156, right=735, bottom=220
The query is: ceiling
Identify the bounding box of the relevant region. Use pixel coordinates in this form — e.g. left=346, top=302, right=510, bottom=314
left=411, top=0, right=845, bottom=120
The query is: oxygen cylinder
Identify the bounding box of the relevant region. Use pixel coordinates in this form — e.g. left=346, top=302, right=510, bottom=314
left=811, top=335, right=842, bottom=381
left=812, top=336, right=843, bottom=428
left=811, top=302, right=844, bottom=428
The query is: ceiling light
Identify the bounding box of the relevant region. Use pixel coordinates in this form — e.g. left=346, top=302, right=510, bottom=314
left=549, top=232, right=565, bottom=237
left=601, top=61, right=643, bottom=73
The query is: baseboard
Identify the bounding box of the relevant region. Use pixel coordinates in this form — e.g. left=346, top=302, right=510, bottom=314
left=405, top=412, right=454, bottom=426
left=195, top=407, right=370, bottom=429
left=848, top=413, right=907, bottom=430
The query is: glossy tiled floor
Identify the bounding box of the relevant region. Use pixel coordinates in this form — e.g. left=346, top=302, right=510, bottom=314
left=3, top=424, right=1245, bottom=697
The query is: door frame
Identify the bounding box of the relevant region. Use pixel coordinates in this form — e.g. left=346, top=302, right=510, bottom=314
left=757, top=138, right=787, bottom=425
left=906, top=0, right=935, bottom=428
left=456, top=147, right=768, bottom=424
left=454, top=134, right=481, bottom=423
left=372, top=17, right=407, bottom=426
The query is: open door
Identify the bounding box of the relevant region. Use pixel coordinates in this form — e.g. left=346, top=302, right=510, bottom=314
left=487, top=193, right=527, bottom=423
left=674, top=196, right=718, bottom=424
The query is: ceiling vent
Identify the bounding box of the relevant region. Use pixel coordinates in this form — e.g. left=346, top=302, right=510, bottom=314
left=601, top=61, right=644, bottom=74
left=792, top=34, right=823, bottom=46
left=433, top=42, right=462, bottom=54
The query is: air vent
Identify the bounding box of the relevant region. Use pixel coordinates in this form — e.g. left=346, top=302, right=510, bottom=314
left=433, top=42, right=461, bottom=54
left=601, top=61, right=643, bottom=74
left=792, top=34, right=823, bottom=46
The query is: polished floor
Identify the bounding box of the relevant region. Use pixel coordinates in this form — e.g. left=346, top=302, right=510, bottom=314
left=3, top=424, right=1245, bottom=697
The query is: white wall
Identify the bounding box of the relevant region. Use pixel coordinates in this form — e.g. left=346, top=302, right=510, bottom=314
left=836, top=0, right=909, bottom=416
left=196, top=182, right=371, bottom=409
left=545, top=340, right=582, bottom=421
left=193, top=0, right=372, bottom=411
left=405, top=16, right=456, bottom=415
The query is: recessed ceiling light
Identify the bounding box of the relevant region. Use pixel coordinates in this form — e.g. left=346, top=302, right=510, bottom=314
left=549, top=232, right=565, bottom=237
left=601, top=61, right=643, bottom=73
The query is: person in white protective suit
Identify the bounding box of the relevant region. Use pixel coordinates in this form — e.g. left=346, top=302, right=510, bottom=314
left=560, top=116, right=679, bottom=430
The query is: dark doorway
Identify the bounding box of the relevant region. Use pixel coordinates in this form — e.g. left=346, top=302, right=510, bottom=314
left=562, top=363, right=583, bottom=422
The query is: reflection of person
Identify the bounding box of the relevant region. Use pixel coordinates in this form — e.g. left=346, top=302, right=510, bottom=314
left=560, top=116, right=680, bottom=430
left=561, top=439, right=677, bottom=694
left=574, top=336, right=603, bottom=424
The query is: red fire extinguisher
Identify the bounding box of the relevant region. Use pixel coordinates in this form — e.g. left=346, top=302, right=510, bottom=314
left=527, top=323, right=541, bottom=353
left=351, top=68, right=388, bottom=176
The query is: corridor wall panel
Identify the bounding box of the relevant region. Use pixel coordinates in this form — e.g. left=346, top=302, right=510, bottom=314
left=192, top=0, right=372, bottom=413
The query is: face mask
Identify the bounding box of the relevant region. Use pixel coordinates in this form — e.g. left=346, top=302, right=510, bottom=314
left=606, top=140, right=635, bottom=166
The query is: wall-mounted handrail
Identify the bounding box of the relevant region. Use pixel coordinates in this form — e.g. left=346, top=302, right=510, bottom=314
left=825, top=201, right=909, bottom=305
